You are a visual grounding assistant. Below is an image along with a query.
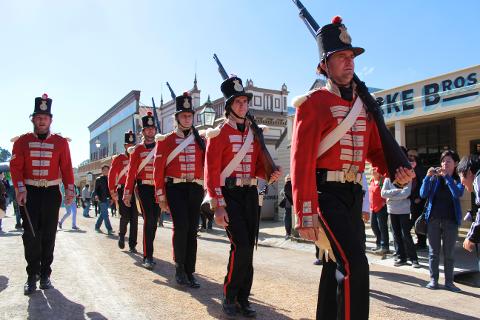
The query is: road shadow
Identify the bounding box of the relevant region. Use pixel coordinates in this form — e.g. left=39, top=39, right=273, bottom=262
left=62, top=229, right=87, bottom=234
left=371, top=270, right=427, bottom=288
left=27, top=288, right=107, bottom=320
left=0, top=231, right=22, bottom=237
left=126, top=249, right=292, bottom=319
left=370, top=289, right=478, bottom=320
left=0, top=276, right=8, bottom=293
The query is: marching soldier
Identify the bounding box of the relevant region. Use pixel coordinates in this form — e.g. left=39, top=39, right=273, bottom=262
left=109, top=130, right=139, bottom=253
left=291, top=17, right=414, bottom=319
left=10, top=93, right=75, bottom=295
left=205, top=76, right=281, bottom=317
left=123, top=112, right=159, bottom=270
left=154, top=92, right=205, bottom=288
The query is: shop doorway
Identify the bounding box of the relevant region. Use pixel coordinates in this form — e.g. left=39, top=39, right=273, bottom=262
left=405, top=119, right=456, bottom=167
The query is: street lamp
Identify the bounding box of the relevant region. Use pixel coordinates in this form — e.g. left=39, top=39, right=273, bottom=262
left=200, top=96, right=216, bottom=127
left=95, top=139, right=101, bottom=149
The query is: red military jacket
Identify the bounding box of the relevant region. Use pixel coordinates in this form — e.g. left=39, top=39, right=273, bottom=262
left=153, top=129, right=205, bottom=202
left=10, top=132, right=75, bottom=197
left=124, top=142, right=156, bottom=198
left=108, top=153, right=130, bottom=194
left=204, top=118, right=267, bottom=208
left=291, top=81, right=388, bottom=227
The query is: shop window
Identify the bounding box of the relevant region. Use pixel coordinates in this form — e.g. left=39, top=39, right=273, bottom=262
left=405, top=119, right=455, bottom=167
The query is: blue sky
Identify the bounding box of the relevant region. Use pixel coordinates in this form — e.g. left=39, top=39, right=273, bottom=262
left=1, top=0, right=478, bottom=166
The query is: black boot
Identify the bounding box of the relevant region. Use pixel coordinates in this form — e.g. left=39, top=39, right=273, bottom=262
left=39, top=276, right=54, bottom=290
left=24, top=276, right=37, bottom=295
left=222, top=299, right=237, bottom=318
left=175, top=263, right=189, bottom=286
left=236, top=301, right=256, bottom=318
left=118, top=236, right=125, bottom=249
left=187, top=273, right=200, bottom=288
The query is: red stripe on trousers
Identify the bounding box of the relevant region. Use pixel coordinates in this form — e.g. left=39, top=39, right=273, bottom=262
left=318, top=213, right=351, bottom=320
left=137, top=189, right=147, bottom=259
left=224, top=231, right=236, bottom=297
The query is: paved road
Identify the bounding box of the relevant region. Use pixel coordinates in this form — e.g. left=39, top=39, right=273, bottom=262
left=0, top=207, right=479, bottom=320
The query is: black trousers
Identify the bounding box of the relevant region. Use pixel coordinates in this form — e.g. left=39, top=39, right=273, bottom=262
left=316, top=182, right=369, bottom=320
left=371, top=205, right=390, bottom=250
left=117, top=187, right=139, bottom=249
left=222, top=185, right=258, bottom=304
left=137, top=184, right=159, bottom=260
left=166, top=182, right=203, bottom=274
left=21, top=185, right=62, bottom=278
left=390, top=214, right=418, bottom=261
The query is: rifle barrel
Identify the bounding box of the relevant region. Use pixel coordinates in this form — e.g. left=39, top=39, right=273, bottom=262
left=166, top=82, right=176, bottom=100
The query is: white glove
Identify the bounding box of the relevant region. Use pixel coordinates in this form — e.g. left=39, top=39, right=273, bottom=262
left=315, top=225, right=336, bottom=263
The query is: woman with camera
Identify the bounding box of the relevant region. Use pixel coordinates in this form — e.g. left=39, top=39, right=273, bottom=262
left=420, top=150, right=464, bottom=292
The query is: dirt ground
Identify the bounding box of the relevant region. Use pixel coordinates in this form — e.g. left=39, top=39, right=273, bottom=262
left=0, top=207, right=479, bottom=320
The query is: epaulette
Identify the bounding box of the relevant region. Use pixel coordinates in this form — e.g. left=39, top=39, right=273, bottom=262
left=127, top=145, right=137, bottom=154
left=11, top=132, right=33, bottom=143
left=197, top=129, right=206, bottom=137
left=112, top=154, right=119, bottom=160
left=292, top=93, right=311, bottom=108
left=292, top=88, right=323, bottom=108
left=258, top=124, right=269, bottom=134
left=10, top=135, right=21, bottom=143
left=155, top=133, right=169, bottom=142
left=206, top=126, right=222, bottom=139
left=53, top=132, right=72, bottom=142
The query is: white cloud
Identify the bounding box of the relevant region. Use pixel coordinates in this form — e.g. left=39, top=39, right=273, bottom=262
left=358, top=66, right=375, bottom=78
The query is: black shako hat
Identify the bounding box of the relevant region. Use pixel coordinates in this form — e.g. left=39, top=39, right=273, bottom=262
left=175, top=92, right=195, bottom=115
left=32, top=93, right=53, bottom=117
left=141, top=111, right=156, bottom=129
left=316, top=16, right=364, bottom=61
left=124, top=130, right=135, bottom=144
left=220, top=76, right=252, bottom=109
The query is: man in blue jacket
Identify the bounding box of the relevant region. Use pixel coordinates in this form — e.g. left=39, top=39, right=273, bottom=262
left=457, top=154, right=480, bottom=251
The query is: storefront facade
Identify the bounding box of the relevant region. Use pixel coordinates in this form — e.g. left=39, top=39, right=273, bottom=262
left=376, top=65, right=480, bottom=218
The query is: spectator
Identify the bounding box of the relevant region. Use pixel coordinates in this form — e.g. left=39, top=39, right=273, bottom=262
left=81, top=184, right=91, bottom=218
left=314, top=245, right=322, bottom=265
left=110, top=201, right=117, bottom=217
left=281, top=174, right=293, bottom=239
left=58, top=183, right=79, bottom=230
left=457, top=154, right=480, bottom=252
left=382, top=177, right=420, bottom=268
left=408, top=152, right=428, bottom=250
left=420, top=150, right=464, bottom=292
left=199, top=202, right=213, bottom=231
left=94, top=165, right=114, bottom=235
left=91, top=189, right=99, bottom=217
left=0, top=172, right=6, bottom=232
left=368, top=167, right=389, bottom=254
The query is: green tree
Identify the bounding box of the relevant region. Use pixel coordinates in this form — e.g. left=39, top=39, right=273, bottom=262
left=0, top=147, right=12, bottom=162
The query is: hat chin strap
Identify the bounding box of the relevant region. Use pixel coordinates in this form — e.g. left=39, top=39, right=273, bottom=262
left=324, top=60, right=352, bottom=88
left=227, top=106, right=247, bottom=122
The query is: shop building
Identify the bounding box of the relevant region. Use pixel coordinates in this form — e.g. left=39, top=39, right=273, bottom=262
left=376, top=65, right=480, bottom=216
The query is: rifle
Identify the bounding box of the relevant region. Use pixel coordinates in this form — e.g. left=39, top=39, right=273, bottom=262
left=166, top=82, right=176, bottom=100
left=212, top=53, right=278, bottom=180
left=151, top=97, right=161, bottom=132
left=166, top=82, right=205, bottom=151
left=290, top=0, right=411, bottom=180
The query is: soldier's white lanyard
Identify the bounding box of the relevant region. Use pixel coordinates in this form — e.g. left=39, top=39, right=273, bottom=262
left=166, top=135, right=195, bottom=166
left=220, top=128, right=254, bottom=185
left=317, top=96, right=363, bottom=158
left=137, top=147, right=156, bottom=174
left=115, top=165, right=129, bottom=186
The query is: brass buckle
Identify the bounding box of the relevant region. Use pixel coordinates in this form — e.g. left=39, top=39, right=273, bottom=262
left=344, top=171, right=356, bottom=183
left=38, top=179, right=48, bottom=187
